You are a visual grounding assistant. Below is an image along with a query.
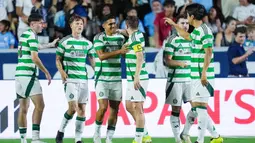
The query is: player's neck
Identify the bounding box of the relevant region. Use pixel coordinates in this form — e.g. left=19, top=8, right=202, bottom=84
left=72, top=32, right=81, bottom=39
left=30, top=27, right=38, bottom=34
left=127, top=29, right=138, bottom=36
left=192, top=20, right=203, bottom=28
left=105, top=31, right=113, bottom=36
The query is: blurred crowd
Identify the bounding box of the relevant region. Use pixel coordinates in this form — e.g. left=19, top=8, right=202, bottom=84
left=0, top=0, right=255, bottom=49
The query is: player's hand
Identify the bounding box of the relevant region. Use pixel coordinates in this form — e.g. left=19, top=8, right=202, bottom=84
left=45, top=72, right=52, bottom=85
left=164, top=17, right=176, bottom=26
left=60, top=70, right=68, bottom=84
left=134, top=75, right=141, bottom=90
left=201, top=72, right=208, bottom=86
left=120, top=44, right=129, bottom=54
left=180, top=62, right=188, bottom=68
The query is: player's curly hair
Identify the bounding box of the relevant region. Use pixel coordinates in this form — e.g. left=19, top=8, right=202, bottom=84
left=185, top=3, right=206, bottom=21
left=69, top=15, right=84, bottom=25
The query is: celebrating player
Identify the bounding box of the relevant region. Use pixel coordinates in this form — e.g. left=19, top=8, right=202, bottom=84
left=93, top=14, right=128, bottom=143
left=164, top=3, right=223, bottom=143
left=124, top=16, right=150, bottom=143
left=55, top=15, right=94, bottom=143
left=15, top=13, right=51, bottom=143
left=163, top=14, right=193, bottom=143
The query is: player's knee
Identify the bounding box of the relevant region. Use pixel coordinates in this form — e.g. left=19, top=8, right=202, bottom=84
left=134, top=103, right=144, bottom=114
left=126, top=105, right=133, bottom=113
left=98, top=105, right=108, bottom=114
left=68, top=103, right=77, bottom=114
left=34, top=102, right=45, bottom=112
left=110, top=108, right=119, bottom=116
left=19, top=107, right=29, bottom=115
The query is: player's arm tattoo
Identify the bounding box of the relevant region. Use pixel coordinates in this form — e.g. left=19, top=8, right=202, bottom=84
left=203, top=48, right=213, bottom=73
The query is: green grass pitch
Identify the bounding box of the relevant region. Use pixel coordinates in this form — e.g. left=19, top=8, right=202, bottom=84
left=0, top=137, right=254, bottom=143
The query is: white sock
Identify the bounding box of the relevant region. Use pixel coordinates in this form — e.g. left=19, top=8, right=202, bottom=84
left=75, top=116, right=86, bottom=142
left=170, top=112, right=181, bottom=142
left=19, top=127, right=27, bottom=142
left=59, top=112, right=73, bottom=133
left=196, top=107, right=208, bottom=143
left=106, top=126, right=115, bottom=140
left=182, top=108, right=197, bottom=135
left=207, top=116, right=219, bottom=138
left=135, top=128, right=144, bottom=143
left=95, top=120, right=102, bottom=135
left=32, top=124, right=40, bottom=141
left=143, top=123, right=149, bottom=136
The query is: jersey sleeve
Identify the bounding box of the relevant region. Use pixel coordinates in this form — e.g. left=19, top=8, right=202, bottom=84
left=27, top=35, right=38, bottom=52
left=164, top=36, right=176, bottom=56
left=16, top=0, right=24, bottom=7
left=93, top=35, right=104, bottom=51
left=201, top=33, right=214, bottom=48
left=87, top=41, right=95, bottom=57
left=56, top=41, right=65, bottom=57
left=131, top=41, right=143, bottom=52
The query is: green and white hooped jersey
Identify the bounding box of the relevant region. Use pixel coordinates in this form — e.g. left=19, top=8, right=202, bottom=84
left=16, top=29, right=39, bottom=77
left=56, top=35, right=93, bottom=83
left=126, top=31, right=148, bottom=82
left=190, top=23, right=214, bottom=80
left=164, top=34, right=191, bottom=83
left=93, top=32, right=125, bottom=83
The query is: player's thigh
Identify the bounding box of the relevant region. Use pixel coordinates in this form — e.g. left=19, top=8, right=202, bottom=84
left=126, top=80, right=148, bottom=102
left=77, top=82, right=89, bottom=104
left=109, top=82, right=122, bottom=101
left=96, top=82, right=110, bottom=100
left=191, top=79, right=214, bottom=103
left=15, top=77, right=42, bottom=99
left=165, top=82, right=183, bottom=106
left=65, top=82, right=79, bottom=102
left=183, top=82, right=192, bottom=103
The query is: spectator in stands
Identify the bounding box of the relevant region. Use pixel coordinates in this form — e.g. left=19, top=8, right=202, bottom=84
left=120, top=7, right=145, bottom=33
left=16, top=0, right=34, bottom=38
left=154, top=0, right=176, bottom=48
left=144, top=0, right=162, bottom=46
left=227, top=26, right=254, bottom=77
left=130, top=0, right=151, bottom=20
left=63, top=0, right=88, bottom=36
left=0, top=0, right=14, bottom=21
left=31, top=0, right=50, bottom=44
left=0, top=20, right=16, bottom=49
left=220, top=0, right=239, bottom=18
left=233, top=0, right=255, bottom=25
left=204, top=6, right=224, bottom=36
left=244, top=25, right=255, bottom=47
left=215, top=16, right=237, bottom=47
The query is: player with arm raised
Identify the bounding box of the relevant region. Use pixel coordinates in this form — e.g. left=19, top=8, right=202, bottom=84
left=93, top=14, right=128, bottom=143
left=164, top=3, right=223, bottom=143
left=15, top=13, right=51, bottom=143
left=55, top=15, right=94, bottom=143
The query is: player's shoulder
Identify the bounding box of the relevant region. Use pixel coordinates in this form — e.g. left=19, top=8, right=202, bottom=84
left=200, top=23, right=213, bottom=36
left=94, top=32, right=104, bottom=41
left=166, top=33, right=178, bottom=44
left=59, top=35, right=72, bottom=44
left=131, top=31, right=144, bottom=41
left=81, top=36, right=93, bottom=47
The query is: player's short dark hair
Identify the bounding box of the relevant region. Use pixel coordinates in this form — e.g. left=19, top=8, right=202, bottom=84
left=163, top=0, right=175, bottom=7
left=186, top=3, right=206, bottom=20
left=0, top=20, right=11, bottom=31
left=28, top=13, right=43, bottom=25
left=176, top=14, right=187, bottom=23
left=69, top=14, right=84, bottom=25
left=126, top=16, right=139, bottom=30
left=234, top=25, right=247, bottom=35
left=225, top=16, right=237, bottom=25
left=102, top=14, right=115, bottom=24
